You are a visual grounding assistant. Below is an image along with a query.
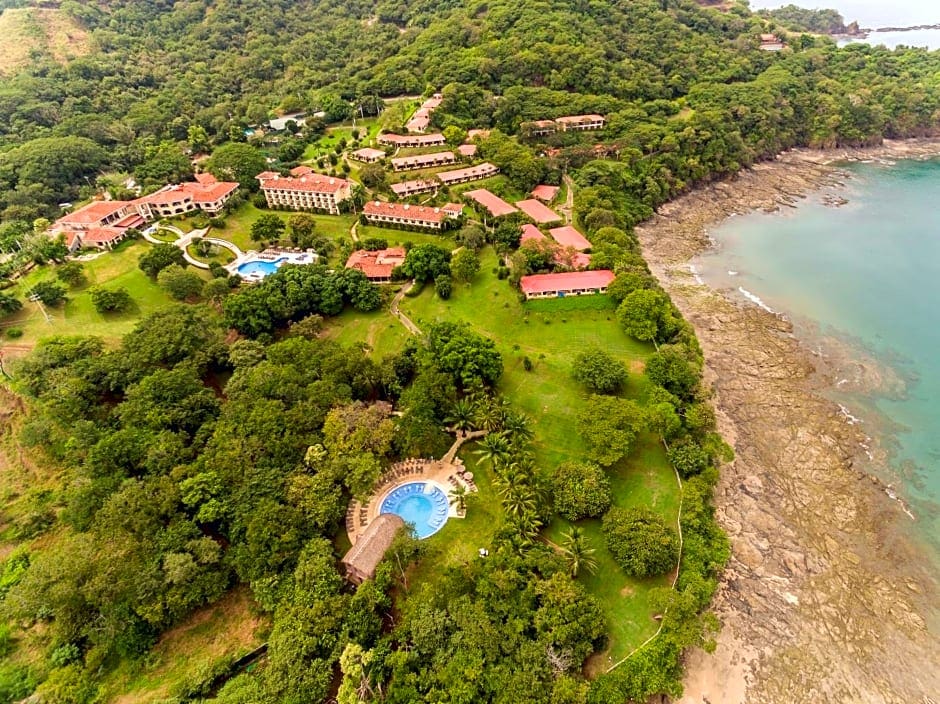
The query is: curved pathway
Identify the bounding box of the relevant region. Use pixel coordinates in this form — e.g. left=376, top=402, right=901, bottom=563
left=142, top=225, right=243, bottom=270
left=390, top=281, right=422, bottom=336
left=560, top=173, right=576, bottom=224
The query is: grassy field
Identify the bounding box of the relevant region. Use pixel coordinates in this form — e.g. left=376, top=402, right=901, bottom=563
left=210, top=202, right=357, bottom=252
left=320, top=303, right=412, bottom=360
left=302, top=118, right=382, bottom=160
left=100, top=587, right=268, bottom=704
left=398, top=247, right=681, bottom=659
left=0, top=8, right=91, bottom=75
left=2, top=241, right=179, bottom=345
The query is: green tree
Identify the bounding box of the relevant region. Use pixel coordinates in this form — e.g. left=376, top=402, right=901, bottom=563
left=559, top=526, right=598, bottom=577
left=0, top=292, right=22, bottom=317
left=359, top=164, right=386, bottom=190
left=287, top=213, right=317, bottom=246
left=27, top=281, right=67, bottom=306
left=427, top=322, right=502, bottom=388
left=667, top=437, right=710, bottom=478
left=450, top=248, right=480, bottom=284
left=571, top=347, right=628, bottom=394
left=206, top=143, right=267, bottom=190
left=251, top=213, right=286, bottom=244
left=157, top=264, right=205, bottom=301
left=56, top=261, right=87, bottom=287
left=576, top=395, right=645, bottom=467
left=434, top=273, right=452, bottom=299
left=401, top=243, right=451, bottom=283
left=617, top=288, right=673, bottom=343
left=443, top=125, right=468, bottom=147
left=90, top=286, right=132, bottom=313
left=602, top=507, right=679, bottom=577
left=139, top=243, right=186, bottom=278
left=551, top=461, right=611, bottom=521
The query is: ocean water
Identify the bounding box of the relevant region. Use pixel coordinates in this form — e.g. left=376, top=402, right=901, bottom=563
left=749, top=0, right=940, bottom=50
left=695, top=158, right=940, bottom=560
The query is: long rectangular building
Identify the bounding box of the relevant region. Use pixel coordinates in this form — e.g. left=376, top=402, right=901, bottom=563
left=549, top=225, right=592, bottom=251
left=515, top=199, right=561, bottom=224
left=378, top=133, right=446, bottom=148
left=391, top=151, right=456, bottom=171
left=256, top=172, right=351, bottom=214
left=362, top=201, right=463, bottom=230
left=436, top=162, right=499, bottom=186
left=390, top=179, right=438, bottom=198
left=520, top=270, right=615, bottom=300
left=463, top=189, right=517, bottom=218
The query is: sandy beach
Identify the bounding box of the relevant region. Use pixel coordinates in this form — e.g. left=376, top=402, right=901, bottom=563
left=635, top=141, right=940, bottom=703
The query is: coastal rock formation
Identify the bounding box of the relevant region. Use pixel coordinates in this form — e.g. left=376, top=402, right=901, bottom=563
left=637, top=143, right=940, bottom=704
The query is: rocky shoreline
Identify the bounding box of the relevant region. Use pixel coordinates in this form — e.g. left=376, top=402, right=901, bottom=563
left=635, top=141, right=940, bottom=704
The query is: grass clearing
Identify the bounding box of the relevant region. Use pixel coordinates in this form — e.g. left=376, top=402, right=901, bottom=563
left=101, top=586, right=268, bottom=704
left=320, top=303, right=412, bottom=360
left=2, top=241, right=179, bottom=345
left=212, top=202, right=356, bottom=252
left=399, top=247, right=681, bottom=658
left=0, top=8, right=91, bottom=76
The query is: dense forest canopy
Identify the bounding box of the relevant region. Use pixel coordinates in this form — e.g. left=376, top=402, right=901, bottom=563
left=0, top=0, right=938, bottom=702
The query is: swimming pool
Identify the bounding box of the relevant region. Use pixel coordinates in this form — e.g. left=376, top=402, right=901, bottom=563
left=379, top=482, right=450, bottom=539
left=236, top=257, right=287, bottom=277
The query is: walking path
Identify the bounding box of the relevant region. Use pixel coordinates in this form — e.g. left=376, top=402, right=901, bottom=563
left=560, top=173, right=575, bottom=224
left=390, top=281, right=422, bottom=335
left=141, top=225, right=243, bottom=270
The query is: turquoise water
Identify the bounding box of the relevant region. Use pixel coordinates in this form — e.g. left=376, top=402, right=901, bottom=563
left=697, top=158, right=940, bottom=559
left=236, top=257, right=286, bottom=277
left=379, top=482, right=450, bottom=538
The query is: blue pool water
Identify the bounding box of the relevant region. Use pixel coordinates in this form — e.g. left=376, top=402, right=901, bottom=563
left=379, top=482, right=449, bottom=539
left=236, top=257, right=287, bottom=277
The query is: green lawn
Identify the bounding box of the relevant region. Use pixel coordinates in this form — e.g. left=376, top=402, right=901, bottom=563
left=211, top=202, right=357, bottom=252
left=186, top=243, right=235, bottom=267
left=3, top=241, right=180, bottom=345
left=356, top=224, right=455, bottom=250
left=303, top=118, right=382, bottom=160
left=320, top=304, right=412, bottom=360
left=398, top=247, right=682, bottom=660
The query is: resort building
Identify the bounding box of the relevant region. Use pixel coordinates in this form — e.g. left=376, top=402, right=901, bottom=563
left=463, top=189, right=518, bottom=218
left=519, top=269, right=615, bottom=300
left=457, top=144, right=478, bottom=158
left=436, top=162, right=500, bottom=186
left=256, top=172, right=351, bottom=214
left=267, top=113, right=306, bottom=131
left=341, top=513, right=405, bottom=584
left=345, top=246, right=407, bottom=283
left=520, top=223, right=546, bottom=243
left=524, top=120, right=558, bottom=136
left=51, top=173, right=239, bottom=251
left=390, top=151, right=456, bottom=171
left=351, top=147, right=387, bottom=163
left=405, top=94, right=443, bottom=133
left=554, top=249, right=592, bottom=271
left=760, top=33, right=786, bottom=51
left=515, top=199, right=562, bottom=224
left=555, top=114, right=606, bottom=131
left=378, top=133, right=447, bottom=148
left=531, top=184, right=560, bottom=202
left=390, top=179, right=438, bottom=198
left=549, top=225, right=592, bottom=251
left=467, top=129, right=491, bottom=141
left=361, top=201, right=462, bottom=230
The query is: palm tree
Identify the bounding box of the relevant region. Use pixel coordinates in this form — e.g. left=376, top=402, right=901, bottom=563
left=502, top=411, right=534, bottom=443
left=501, top=485, right=538, bottom=520
left=560, top=526, right=598, bottom=578
left=445, top=399, right=476, bottom=432
left=474, top=399, right=505, bottom=433
left=474, top=432, right=511, bottom=468
left=448, top=484, right=468, bottom=513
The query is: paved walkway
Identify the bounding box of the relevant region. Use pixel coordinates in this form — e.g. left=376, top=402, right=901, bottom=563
left=141, top=225, right=242, bottom=270
left=390, top=281, right=422, bottom=335
left=560, top=173, right=575, bottom=224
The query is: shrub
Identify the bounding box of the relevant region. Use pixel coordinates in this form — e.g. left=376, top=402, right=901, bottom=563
left=603, top=507, right=679, bottom=577
left=55, top=262, right=86, bottom=287
left=157, top=264, right=205, bottom=301
left=572, top=347, right=628, bottom=394
left=5, top=327, right=22, bottom=339
left=434, top=274, right=452, bottom=300
left=552, top=462, right=611, bottom=521
left=90, top=286, right=132, bottom=313
left=667, top=437, right=710, bottom=478
left=27, top=281, right=67, bottom=306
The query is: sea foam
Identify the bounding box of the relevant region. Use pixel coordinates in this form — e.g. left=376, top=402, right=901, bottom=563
left=738, top=287, right=775, bottom=313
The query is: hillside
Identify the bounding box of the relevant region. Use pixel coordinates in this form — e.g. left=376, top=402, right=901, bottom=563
left=0, top=7, right=91, bottom=76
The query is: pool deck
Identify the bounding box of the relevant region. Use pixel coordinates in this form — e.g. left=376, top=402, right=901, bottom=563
left=225, top=247, right=319, bottom=281
left=346, top=456, right=478, bottom=545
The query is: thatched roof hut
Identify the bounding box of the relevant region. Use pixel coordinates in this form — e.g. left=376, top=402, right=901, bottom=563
left=342, top=513, right=405, bottom=584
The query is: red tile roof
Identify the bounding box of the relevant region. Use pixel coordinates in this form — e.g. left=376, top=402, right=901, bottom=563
left=554, top=249, right=592, bottom=270
left=436, top=163, right=499, bottom=184
left=379, top=133, right=446, bottom=146
left=462, top=189, right=518, bottom=218
left=515, top=199, right=561, bottom=224
left=345, top=247, right=407, bottom=279
left=555, top=114, right=605, bottom=125
left=530, top=184, right=560, bottom=202
left=467, top=129, right=490, bottom=140
left=80, top=227, right=126, bottom=245
left=257, top=173, right=350, bottom=194
left=441, top=203, right=464, bottom=216
left=194, top=172, right=218, bottom=185
left=352, top=147, right=386, bottom=160
left=457, top=144, right=478, bottom=157
left=390, top=179, right=438, bottom=196
left=139, top=187, right=194, bottom=205
left=56, top=200, right=132, bottom=226
left=520, top=224, right=546, bottom=243
left=190, top=180, right=239, bottom=203
left=390, top=151, right=455, bottom=169
left=549, top=225, right=591, bottom=251
left=291, top=165, right=315, bottom=177
left=363, top=201, right=456, bottom=224
left=520, top=270, right=614, bottom=295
